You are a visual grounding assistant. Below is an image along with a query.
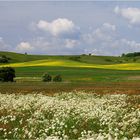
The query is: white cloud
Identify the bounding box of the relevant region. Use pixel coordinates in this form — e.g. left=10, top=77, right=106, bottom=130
left=0, top=37, right=11, bottom=51
left=103, top=23, right=116, bottom=31
left=16, top=42, right=34, bottom=53
left=82, top=22, right=116, bottom=45
left=37, top=18, right=77, bottom=37
left=65, top=39, right=80, bottom=49
left=114, top=6, right=140, bottom=24
left=15, top=37, right=81, bottom=55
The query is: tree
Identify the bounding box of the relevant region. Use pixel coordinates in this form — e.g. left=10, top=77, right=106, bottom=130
left=53, top=75, right=62, bottom=82
left=42, top=73, right=52, bottom=82
left=121, top=53, right=125, bottom=57
left=0, top=55, right=9, bottom=63
left=0, top=67, right=15, bottom=82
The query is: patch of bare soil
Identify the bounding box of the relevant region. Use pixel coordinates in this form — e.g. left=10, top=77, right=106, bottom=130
left=127, top=76, right=140, bottom=80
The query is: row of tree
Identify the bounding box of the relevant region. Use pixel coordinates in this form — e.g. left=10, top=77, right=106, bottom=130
left=0, top=67, right=62, bottom=82
left=42, top=73, right=62, bottom=82
left=122, top=52, right=140, bottom=57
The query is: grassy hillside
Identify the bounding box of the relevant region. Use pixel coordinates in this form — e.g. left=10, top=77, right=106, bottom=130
left=0, top=51, right=50, bottom=63
left=0, top=51, right=140, bottom=65
left=0, top=51, right=140, bottom=83
left=1, top=59, right=140, bottom=70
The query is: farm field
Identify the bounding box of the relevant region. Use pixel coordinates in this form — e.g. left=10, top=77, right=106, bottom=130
left=0, top=81, right=140, bottom=94
left=0, top=92, right=140, bottom=139
left=0, top=52, right=140, bottom=94
left=1, top=59, right=140, bottom=70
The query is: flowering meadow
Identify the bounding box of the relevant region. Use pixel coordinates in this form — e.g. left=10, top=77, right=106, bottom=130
left=0, top=91, right=140, bottom=140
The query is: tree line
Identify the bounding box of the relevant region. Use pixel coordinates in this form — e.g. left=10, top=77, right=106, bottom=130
left=122, top=52, right=140, bottom=57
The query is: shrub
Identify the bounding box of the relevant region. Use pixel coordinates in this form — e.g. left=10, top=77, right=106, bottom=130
left=53, top=75, right=62, bottom=82
left=69, top=56, right=81, bottom=61
left=105, top=58, right=112, bottom=62
left=42, top=73, right=52, bottom=82
left=0, top=67, right=15, bottom=82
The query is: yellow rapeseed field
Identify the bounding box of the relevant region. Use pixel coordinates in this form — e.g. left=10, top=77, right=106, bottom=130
left=0, top=59, right=140, bottom=70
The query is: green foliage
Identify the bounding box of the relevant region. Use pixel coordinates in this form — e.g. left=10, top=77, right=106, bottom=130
left=0, top=55, right=10, bottom=63
left=132, top=58, right=137, bottom=62
left=42, top=73, right=52, bottom=82
left=122, top=52, right=140, bottom=57
left=0, top=67, right=15, bottom=82
left=105, top=58, right=112, bottom=62
left=53, top=75, right=62, bottom=82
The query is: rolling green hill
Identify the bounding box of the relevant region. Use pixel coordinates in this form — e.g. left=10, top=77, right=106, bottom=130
left=0, top=51, right=140, bottom=65
left=0, top=51, right=140, bottom=83
left=0, top=51, right=50, bottom=63
left=0, top=51, right=140, bottom=70
left=1, top=59, right=140, bottom=70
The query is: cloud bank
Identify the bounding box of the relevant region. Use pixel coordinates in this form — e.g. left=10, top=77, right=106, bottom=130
left=1, top=13, right=140, bottom=56
left=14, top=20, right=140, bottom=56
left=82, top=22, right=140, bottom=55
left=15, top=37, right=81, bottom=55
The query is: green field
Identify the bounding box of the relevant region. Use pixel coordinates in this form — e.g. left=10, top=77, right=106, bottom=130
left=0, top=51, right=140, bottom=94
left=0, top=51, right=140, bottom=81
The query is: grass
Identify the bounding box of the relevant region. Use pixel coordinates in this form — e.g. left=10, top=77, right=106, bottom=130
left=0, top=51, right=140, bottom=64
left=13, top=66, right=140, bottom=82
left=0, top=51, right=140, bottom=94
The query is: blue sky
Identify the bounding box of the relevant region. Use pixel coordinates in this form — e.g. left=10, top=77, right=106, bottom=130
left=0, top=1, right=140, bottom=55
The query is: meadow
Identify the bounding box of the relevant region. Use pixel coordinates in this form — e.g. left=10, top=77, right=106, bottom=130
left=0, top=92, right=140, bottom=139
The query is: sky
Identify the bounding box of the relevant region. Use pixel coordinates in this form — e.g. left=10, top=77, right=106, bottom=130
left=0, top=1, right=140, bottom=55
